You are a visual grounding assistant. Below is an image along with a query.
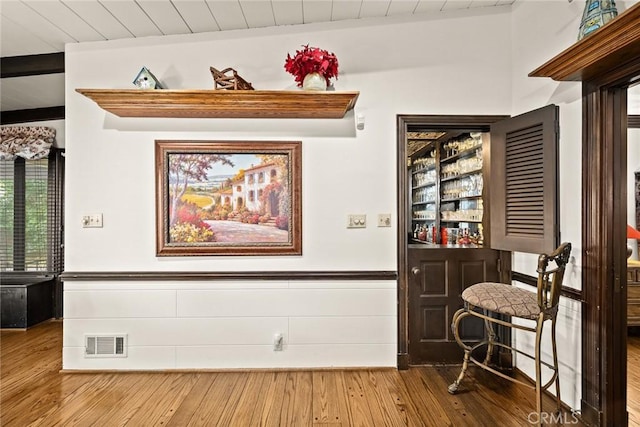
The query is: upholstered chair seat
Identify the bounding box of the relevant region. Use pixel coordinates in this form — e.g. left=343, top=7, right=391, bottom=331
left=461, top=282, right=541, bottom=320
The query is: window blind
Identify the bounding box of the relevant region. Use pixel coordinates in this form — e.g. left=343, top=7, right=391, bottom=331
left=0, top=149, right=64, bottom=273
left=0, top=161, right=15, bottom=270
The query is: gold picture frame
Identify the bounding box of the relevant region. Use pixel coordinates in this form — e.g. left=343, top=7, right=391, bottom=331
left=155, top=140, right=302, bottom=256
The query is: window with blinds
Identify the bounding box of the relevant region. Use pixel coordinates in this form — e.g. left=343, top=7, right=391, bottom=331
left=0, top=151, right=64, bottom=273
left=490, top=105, right=559, bottom=254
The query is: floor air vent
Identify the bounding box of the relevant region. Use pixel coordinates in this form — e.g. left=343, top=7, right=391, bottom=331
left=84, top=334, right=127, bottom=358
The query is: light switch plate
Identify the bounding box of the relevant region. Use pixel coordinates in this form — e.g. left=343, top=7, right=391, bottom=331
left=347, top=214, right=366, bottom=228
left=378, top=214, right=392, bottom=227
left=82, top=214, right=103, bottom=228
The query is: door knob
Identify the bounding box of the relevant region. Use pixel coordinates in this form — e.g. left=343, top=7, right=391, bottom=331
left=411, top=267, right=421, bottom=276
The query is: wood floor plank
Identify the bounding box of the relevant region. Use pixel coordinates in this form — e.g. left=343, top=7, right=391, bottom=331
left=1, top=330, right=63, bottom=397
left=225, top=371, right=267, bottom=426
left=1, top=357, right=72, bottom=404
left=312, top=371, right=351, bottom=425
left=258, top=371, right=288, bottom=426
left=280, top=371, right=313, bottom=426
left=0, top=321, right=61, bottom=357
left=399, top=368, right=453, bottom=426
left=29, top=374, right=111, bottom=426
left=165, top=373, right=218, bottom=426
left=26, top=374, right=118, bottom=426
left=424, top=366, right=523, bottom=427
left=126, top=373, right=200, bottom=426
left=0, top=373, right=91, bottom=426
left=363, top=370, right=422, bottom=426
left=68, top=373, right=167, bottom=426
left=354, top=371, right=388, bottom=426
left=224, top=371, right=281, bottom=426
left=342, top=370, right=379, bottom=426
left=629, top=334, right=640, bottom=427
left=416, top=366, right=477, bottom=427
left=187, top=372, right=246, bottom=426
left=213, top=372, right=250, bottom=427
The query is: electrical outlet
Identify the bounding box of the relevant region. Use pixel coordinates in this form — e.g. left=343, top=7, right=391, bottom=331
left=378, top=214, right=392, bottom=227
left=347, top=214, right=366, bottom=228
left=273, top=333, right=283, bottom=351
left=82, top=214, right=103, bottom=228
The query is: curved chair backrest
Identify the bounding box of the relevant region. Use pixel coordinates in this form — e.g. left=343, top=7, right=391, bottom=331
left=536, top=242, right=572, bottom=313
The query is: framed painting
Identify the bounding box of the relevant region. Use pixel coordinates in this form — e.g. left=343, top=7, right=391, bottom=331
left=155, top=140, right=302, bottom=256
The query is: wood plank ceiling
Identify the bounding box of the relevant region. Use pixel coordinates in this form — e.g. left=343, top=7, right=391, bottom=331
left=0, top=0, right=515, bottom=117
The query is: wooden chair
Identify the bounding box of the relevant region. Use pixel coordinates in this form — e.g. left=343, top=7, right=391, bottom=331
left=448, top=242, right=572, bottom=425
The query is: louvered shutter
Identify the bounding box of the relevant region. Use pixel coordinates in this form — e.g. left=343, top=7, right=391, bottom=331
left=489, top=105, right=559, bottom=254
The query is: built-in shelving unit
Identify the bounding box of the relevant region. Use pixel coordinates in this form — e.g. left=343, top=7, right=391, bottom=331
left=409, top=131, right=487, bottom=246
left=75, top=89, right=359, bottom=119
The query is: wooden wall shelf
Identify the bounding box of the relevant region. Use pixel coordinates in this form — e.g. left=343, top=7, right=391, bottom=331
left=529, top=2, right=640, bottom=81
left=75, top=89, right=359, bottom=119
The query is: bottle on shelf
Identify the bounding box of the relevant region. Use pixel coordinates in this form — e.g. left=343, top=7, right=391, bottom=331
left=418, top=226, right=427, bottom=241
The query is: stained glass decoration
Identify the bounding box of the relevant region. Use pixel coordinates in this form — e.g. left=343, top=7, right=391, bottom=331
left=578, top=0, right=618, bottom=40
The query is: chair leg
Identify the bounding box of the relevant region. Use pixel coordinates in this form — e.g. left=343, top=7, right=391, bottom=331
left=534, top=314, right=544, bottom=427
left=448, top=308, right=470, bottom=394
left=551, top=316, right=561, bottom=414
left=483, top=310, right=497, bottom=366
left=449, top=347, right=471, bottom=394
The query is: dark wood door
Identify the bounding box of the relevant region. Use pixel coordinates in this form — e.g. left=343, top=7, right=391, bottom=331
left=408, top=247, right=500, bottom=364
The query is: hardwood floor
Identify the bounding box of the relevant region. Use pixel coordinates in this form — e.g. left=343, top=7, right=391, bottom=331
left=1, top=320, right=584, bottom=426
left=629, top=334, right=640, bottom=427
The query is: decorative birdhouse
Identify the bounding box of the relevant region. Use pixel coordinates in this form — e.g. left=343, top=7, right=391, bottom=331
left=133, top=66, right=163, bottom=89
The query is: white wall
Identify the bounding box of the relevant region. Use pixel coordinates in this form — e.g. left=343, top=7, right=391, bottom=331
left=64, top=8, right=512, bottom=370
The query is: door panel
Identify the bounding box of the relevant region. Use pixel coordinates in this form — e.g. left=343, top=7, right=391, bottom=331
left=489, top=104, right=559, bottom=254
left=408, top=247, right=500, bottom=364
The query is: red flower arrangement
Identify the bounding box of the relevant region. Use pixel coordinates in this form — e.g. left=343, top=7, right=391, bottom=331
left=284, top=44, right=339, bottom=87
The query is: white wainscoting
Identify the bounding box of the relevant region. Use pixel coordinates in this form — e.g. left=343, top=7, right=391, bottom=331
left=63, top=280, right=397, bottom=370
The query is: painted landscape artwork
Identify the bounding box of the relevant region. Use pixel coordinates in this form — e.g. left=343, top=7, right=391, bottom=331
left=156, top=141, right=302, bottom=256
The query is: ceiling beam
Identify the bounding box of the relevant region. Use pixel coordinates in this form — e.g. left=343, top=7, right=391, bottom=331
left=1, top=106, right=65, bottom=125
left=1, top=53, right=65, bottom=78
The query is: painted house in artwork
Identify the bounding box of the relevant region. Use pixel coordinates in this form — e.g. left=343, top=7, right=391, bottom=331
left=231, top=177, right=244, bottom=211
left=244, top=163, right=279, bottom=214
left=220, top=187, right=232, bottom=206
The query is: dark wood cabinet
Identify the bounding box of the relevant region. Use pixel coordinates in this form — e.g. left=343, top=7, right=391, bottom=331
left=1, top=277, right=55, bottom=328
